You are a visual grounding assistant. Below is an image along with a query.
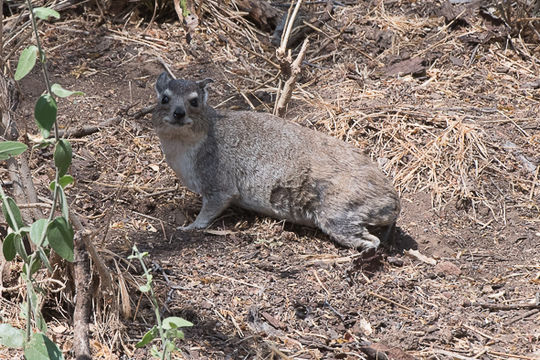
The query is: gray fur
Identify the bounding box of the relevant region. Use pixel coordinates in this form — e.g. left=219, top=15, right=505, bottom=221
left=152, top=72, right=400, bottom=250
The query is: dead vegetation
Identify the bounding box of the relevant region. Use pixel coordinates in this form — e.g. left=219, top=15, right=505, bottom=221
left=1, top=0, right=539, bottom=359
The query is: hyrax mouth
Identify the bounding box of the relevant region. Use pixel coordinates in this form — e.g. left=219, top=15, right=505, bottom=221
left=166, top=117, right=193, bottom=127
left=165, top=115, right=193, bottom=127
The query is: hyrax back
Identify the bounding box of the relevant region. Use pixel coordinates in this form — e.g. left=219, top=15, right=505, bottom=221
left=152, top=72, right=400, bottom=251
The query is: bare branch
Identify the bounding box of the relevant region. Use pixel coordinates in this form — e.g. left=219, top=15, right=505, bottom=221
left=275, top=37, right=309, bottom=117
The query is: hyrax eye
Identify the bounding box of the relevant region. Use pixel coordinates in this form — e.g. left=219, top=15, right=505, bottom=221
left=189, top=98, right=198, bottom=107
left=161, top=95, right=169, bottom=104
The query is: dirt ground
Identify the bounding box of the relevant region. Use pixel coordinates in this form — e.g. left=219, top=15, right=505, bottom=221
left=2, top=0, right=540, bottom=359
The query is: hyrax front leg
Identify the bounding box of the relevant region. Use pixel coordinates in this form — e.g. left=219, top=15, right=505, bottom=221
left=179, top=195, right=232, bottom=231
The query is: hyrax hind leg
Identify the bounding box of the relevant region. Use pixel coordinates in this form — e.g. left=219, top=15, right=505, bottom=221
left=316, top=210, right=385, bottom=251
left=322, top=221, right=382, bottom=251
left=317, top=190, right=400, bottom=251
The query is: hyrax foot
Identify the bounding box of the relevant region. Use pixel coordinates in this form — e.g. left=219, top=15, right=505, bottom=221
left=177, top=215, right=214, bottom=231
left=178, top=195, right=232, bottom=231
left=177, top=223, right=202, bottom=231
left=327, top=227, right=381, bottom=251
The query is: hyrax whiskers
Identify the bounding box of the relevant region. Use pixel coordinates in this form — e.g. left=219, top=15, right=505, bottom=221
left=152, top=72, right=400, bottom=251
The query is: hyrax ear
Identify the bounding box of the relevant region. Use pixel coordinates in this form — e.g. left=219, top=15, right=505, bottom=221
left=197, top=78, right=214, bottom=104
left=155, top=72, right=172, bottom=97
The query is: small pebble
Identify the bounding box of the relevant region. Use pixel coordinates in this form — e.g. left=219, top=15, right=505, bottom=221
left=434, top=261, right=462, bottom=276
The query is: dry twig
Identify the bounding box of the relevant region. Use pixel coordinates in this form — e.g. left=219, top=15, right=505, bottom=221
left=275, top=38, right=309, bottom=117
left=73, top=231, right=92, bottom=360
left=367, top=291, right=413, bottom=312
left=274, top=0, right=310, bottom=116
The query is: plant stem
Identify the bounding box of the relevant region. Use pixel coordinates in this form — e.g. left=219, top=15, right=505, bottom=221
left=137, top=254, right=167, bottom=359
left=25, top=272, right=33, bottom=341
left=22, top=0, right=64, bottom=340
left=25, top=0, right=59, bottom=142
left=24, top=0, right=62, bottom=248
left=22, top=170, right=60, bottom=340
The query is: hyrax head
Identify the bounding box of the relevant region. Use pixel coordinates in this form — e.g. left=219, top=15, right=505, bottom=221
left=152, top=72, right=213, bottom=136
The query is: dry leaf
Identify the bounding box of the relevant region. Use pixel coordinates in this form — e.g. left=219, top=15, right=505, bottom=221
left=357, top=317, right=373, bottom=336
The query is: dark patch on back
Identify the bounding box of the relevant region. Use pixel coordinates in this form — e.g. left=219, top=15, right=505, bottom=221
left=269, top=186, right=288, bottom=207
left=269, top=172, right=327, bottom=220
left=344, top=199, right=367, bottom=213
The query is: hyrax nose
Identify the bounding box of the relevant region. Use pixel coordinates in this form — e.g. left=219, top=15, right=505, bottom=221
left=173, top=107, right=186, bottom=120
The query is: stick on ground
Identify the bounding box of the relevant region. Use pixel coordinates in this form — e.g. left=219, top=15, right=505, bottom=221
left=73, top=231, right=92, bottom=360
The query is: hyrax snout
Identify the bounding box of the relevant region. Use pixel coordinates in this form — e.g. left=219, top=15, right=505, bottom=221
left=152, top=72, right=400, bottom=251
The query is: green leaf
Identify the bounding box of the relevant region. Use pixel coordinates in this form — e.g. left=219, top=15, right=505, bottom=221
left=35, top=312, right=48, bottom=333
left=24, top=333, right=64, bottom=360
left=58, top=186, right=69, bottom=222
left=47, top=217, right=74, bottom=262
left=162, top=316, right=193, bottom=330
left=38, top=248, right=53, bottom=273
left=0, top=324, right=24, bottom=349
left=166, top=340, right=177, bottom=351
left=26, top=286, right=48, bottom=333
left=35, top=94, right=57, bottom=136
left=19, top=301, right=28, bottom=320
left=14, top=46, right=38, bottom=81
left=18, top=226, right=31, bottom=233
left=28, top=256, right=42, bottom=276
left=2, top=233, right=17, bottom=261
left=30, top=219, right=49, bottom=247
left=40, top=129, right=50, bottom=139
left=59, top=175, right=74, bottom=188
left=128, top=250, right=148, bottom=260
left=2, top=197, right=24, bottom=231
left=136, top=326, right=157, bottom=348
left=54, top=139, right=72, bottom=177
left=165, top=328, right=185, bottom=340
left=139, top=284, right=151, bottom=293
left=49, top=175, right=74, bottom=191
left=14, top=234, right=28, bottom=262
left=33, top=7, right=61, bottom=21
left=51, top=84, right=84, bottom=98
left=0, top=141, right=28, bottom=160
left=50, top=184, right=70, bottom=223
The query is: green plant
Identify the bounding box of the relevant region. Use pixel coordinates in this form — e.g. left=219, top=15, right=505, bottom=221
left=0, top=2, right=82, bottom=358
left=129, top=245, right=193, bottom=359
